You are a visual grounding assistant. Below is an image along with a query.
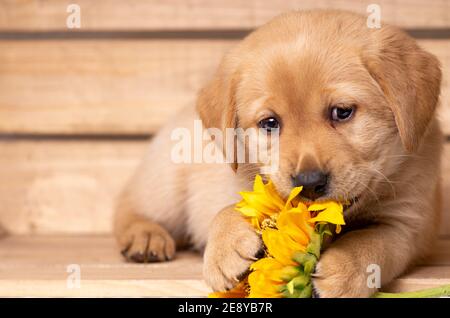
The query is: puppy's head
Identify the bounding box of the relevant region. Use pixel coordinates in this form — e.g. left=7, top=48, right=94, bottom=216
left=197, top=10, right=441, bottom=206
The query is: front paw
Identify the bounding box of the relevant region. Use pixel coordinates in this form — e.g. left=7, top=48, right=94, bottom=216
left=312, top=248, right=373, bottom=298
left=118, top=221, right=176, bottom=263
left=203, top=222, right=263, bottom=292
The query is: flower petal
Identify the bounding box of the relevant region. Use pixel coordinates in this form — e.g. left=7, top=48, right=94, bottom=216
left=253, top=174, right=266, bottom=193
left=209, top=281, right=248, bottom=298
left=308, top=201, right=345, bottom=226
left=276, top=210, right=312, bottom=246
left=262, top=228, right=305, bottom=265
left=248, top=266, right=284, bottom=298
left=284, top=186, right=303, bottom=209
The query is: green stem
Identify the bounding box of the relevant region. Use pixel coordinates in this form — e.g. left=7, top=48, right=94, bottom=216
left=373, top=285, right=450, bottom=298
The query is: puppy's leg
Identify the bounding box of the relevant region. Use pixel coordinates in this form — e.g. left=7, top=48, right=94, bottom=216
left=314, top=178, right=440, bottom=298
left=313, top=219, right=435, bottom=297
left=113, top=107, right=199, bottom=262
left=114, top=192, right=176, bottom=263
left=203, top=205, right=263, bottom=291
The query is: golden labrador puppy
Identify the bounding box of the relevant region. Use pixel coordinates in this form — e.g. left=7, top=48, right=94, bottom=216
left=114, top=10, right=442, bottom=297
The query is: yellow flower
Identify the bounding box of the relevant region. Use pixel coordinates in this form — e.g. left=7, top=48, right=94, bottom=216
left=308, top=201, right=346, bottom=233
left=248, top=201, right=321, bottom=297
left=262, top=208, right=313, bottom=265
left=235, top=175, right=285, bottom=230
left=262, top=228, right=304, bottom=266
left=277, top=205, right=313, bottom=246
left=248, top=258, right=299, bottom=298
left=208, top=280, right=248, bottom=298
left=210, top=175, right=346, bottom=298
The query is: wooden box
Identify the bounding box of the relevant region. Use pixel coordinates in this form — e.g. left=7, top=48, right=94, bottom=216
left=0, top=0, right=449, bottom=296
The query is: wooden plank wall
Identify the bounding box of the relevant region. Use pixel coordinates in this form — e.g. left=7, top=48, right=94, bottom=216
left=0, top=0, right=449, bottom=235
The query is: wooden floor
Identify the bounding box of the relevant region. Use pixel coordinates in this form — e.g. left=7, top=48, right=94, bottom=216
left=0, top=235, right=449, bottom=297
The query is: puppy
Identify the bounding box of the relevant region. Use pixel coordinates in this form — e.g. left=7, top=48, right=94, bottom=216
left=114, top=10, right=443, bottom=297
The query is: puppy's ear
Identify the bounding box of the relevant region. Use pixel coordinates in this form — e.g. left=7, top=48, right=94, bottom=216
left=196, top=58, right=241, bottom=170
left=363, top=27, right=442, bottom=152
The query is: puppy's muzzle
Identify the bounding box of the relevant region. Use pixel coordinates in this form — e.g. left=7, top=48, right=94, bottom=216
left=292, top=170, right=328, bottom=200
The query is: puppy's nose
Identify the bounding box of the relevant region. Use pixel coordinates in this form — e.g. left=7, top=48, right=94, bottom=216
left=292, top=170, right=328, bottom=200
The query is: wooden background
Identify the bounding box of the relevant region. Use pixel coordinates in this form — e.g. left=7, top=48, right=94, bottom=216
left=0, top=0, right=449, bottom=235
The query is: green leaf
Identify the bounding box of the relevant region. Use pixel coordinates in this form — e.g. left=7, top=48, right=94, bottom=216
left=280, top=266, right=301, bottom=282
left=306, top=232, right=321, bottom=258
left=286, top=280, right=295, bottom=295
left=299, top=283, right=313, bottom=298
left=289, top=275, right=310, bottom=290
left=282, top=281, right=313, bottom=298
left=292, top=251, right=317, bottom=265
left=282, top=287, right=302, bottom=298
left=303, top=258, right=316, bottom=276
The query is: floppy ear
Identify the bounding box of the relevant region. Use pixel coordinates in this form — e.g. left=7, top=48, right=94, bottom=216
left=363, top=27, right=442, bottom=152
left=196, top=58, right=241, bottom=170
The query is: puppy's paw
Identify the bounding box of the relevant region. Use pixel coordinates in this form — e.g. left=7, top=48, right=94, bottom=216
left=203, top=224, right=263, bottom=292
left=118, top=221, right=176, bottom=263
left=312, top=248, right=372, bottom=298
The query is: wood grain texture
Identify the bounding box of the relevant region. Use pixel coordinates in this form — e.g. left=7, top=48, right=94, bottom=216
left=0, top=0, right=449, bottom=31
left=0, top=236, right=208, bottom=297
left=0, top=139, right=147, bottom=234
left=0, top=39, right=449, bottom=135
left=383, top=266, right=450, bottom=293
left=420, top=40, right=450, bottom=133
left=0, top=235, right=449, bottom=297
left=0, top=140, right=449, bottom=235
left=0, top=39, right=234, bottom=134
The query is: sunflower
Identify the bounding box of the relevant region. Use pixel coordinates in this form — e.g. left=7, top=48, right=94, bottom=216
left=210, top=175, right=345, bottom=298
left=248, top=258, right=299, bottom=298
left=235, top=175, right=287, bottom=230
left=209, top=175, right=450, bottom=298
left=247, top=200, right=343, bottom=298
left=308, top=201, right=345, bottom=234
left=208, top=280, right=248, bottom=298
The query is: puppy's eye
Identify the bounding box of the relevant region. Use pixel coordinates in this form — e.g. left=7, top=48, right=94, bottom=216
left=258, top=117, right=280, bottom=131
left=330, top=105, right=355, bottom=122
